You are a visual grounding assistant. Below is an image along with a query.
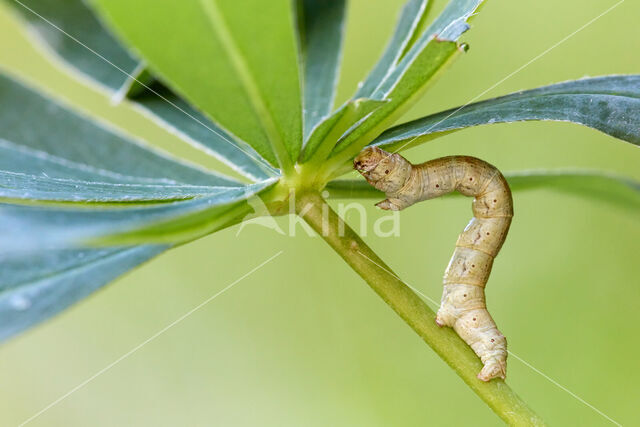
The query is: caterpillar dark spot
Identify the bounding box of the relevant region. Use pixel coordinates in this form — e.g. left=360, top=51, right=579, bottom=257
left=354, top=146, right=513, bottom=381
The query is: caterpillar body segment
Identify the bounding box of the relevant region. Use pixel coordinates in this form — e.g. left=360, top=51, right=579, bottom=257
left=353, top=146, right=513, bottom=381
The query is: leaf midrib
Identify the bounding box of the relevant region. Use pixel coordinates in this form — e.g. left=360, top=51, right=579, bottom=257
left=0, top=170, right=238, bottom=191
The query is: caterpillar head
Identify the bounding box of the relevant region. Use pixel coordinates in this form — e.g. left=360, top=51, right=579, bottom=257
left=353, top=146, right=412, bottom=194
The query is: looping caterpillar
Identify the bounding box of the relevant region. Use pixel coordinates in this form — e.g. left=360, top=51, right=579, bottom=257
left=354, top=146, right=513, bottom=381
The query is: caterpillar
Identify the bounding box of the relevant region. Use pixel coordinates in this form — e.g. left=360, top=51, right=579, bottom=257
left=353, top=146, right=513, bottom=381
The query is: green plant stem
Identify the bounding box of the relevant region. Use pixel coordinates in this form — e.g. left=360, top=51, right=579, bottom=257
left=295, top=190, right=545, bottom=426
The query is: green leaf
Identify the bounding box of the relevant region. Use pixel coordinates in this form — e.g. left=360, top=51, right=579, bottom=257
left=7, top=0, right=276, bottom=181
left=91, top=0, right=303, bottom=171
left=328, top=41, right=461, bottom=163
left=295, top=0, right=346, bottom=141
left=0, top=72, right=245, bottom=202
left=368, top=0, right=485, bottom=101
left=372, top=0, right=484, bottom=96
left=354, top=0, right=431, bottom=99
left=324, top=0, right=485, bottom=171
left=300, top=98, right=388, bottom=163
left=374, top=75, right=640, bottom=151
left=325, top=170, right=640, bottom=213
left=0, top=245, right=166, bottom=342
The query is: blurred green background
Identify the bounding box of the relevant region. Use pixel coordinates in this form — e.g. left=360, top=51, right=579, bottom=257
left=1, top=0, right=638, bottom=425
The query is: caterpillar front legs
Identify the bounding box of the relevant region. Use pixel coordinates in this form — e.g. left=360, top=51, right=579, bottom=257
left=354, top=146, right=513, bottom=381
left=375, top=198, right=408, bottom=211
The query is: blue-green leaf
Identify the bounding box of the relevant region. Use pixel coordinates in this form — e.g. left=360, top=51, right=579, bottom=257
left=296, top=0, right=346, bottom=141
left=6, top=0, right=139, bottom=91
left=7, top=0, right=275, bottom=181
left=0, top=139, right=238, bottom=202
left=374, top=75, right=640, bottom=151
left=0, top=72, right=244, bottom=202
left=0, top=245, right=166, bottom=342
left=0, top=172, right=227, bottom=203
left=370, top=0, right=484, bottom=99
left=328, top=41, right=460, bottom=163
left=326, top=1, right=485, bottom=169
left=0, top=3, right=286, bottom=343
left=0, top=180, right=275, bottom=254
left=0, top=70, right=276, bottom=339
left=354, top=0, right=430, bottom=99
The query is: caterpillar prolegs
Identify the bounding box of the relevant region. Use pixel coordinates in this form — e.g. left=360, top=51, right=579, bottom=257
left=354, top=146, right=513, bottom=381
